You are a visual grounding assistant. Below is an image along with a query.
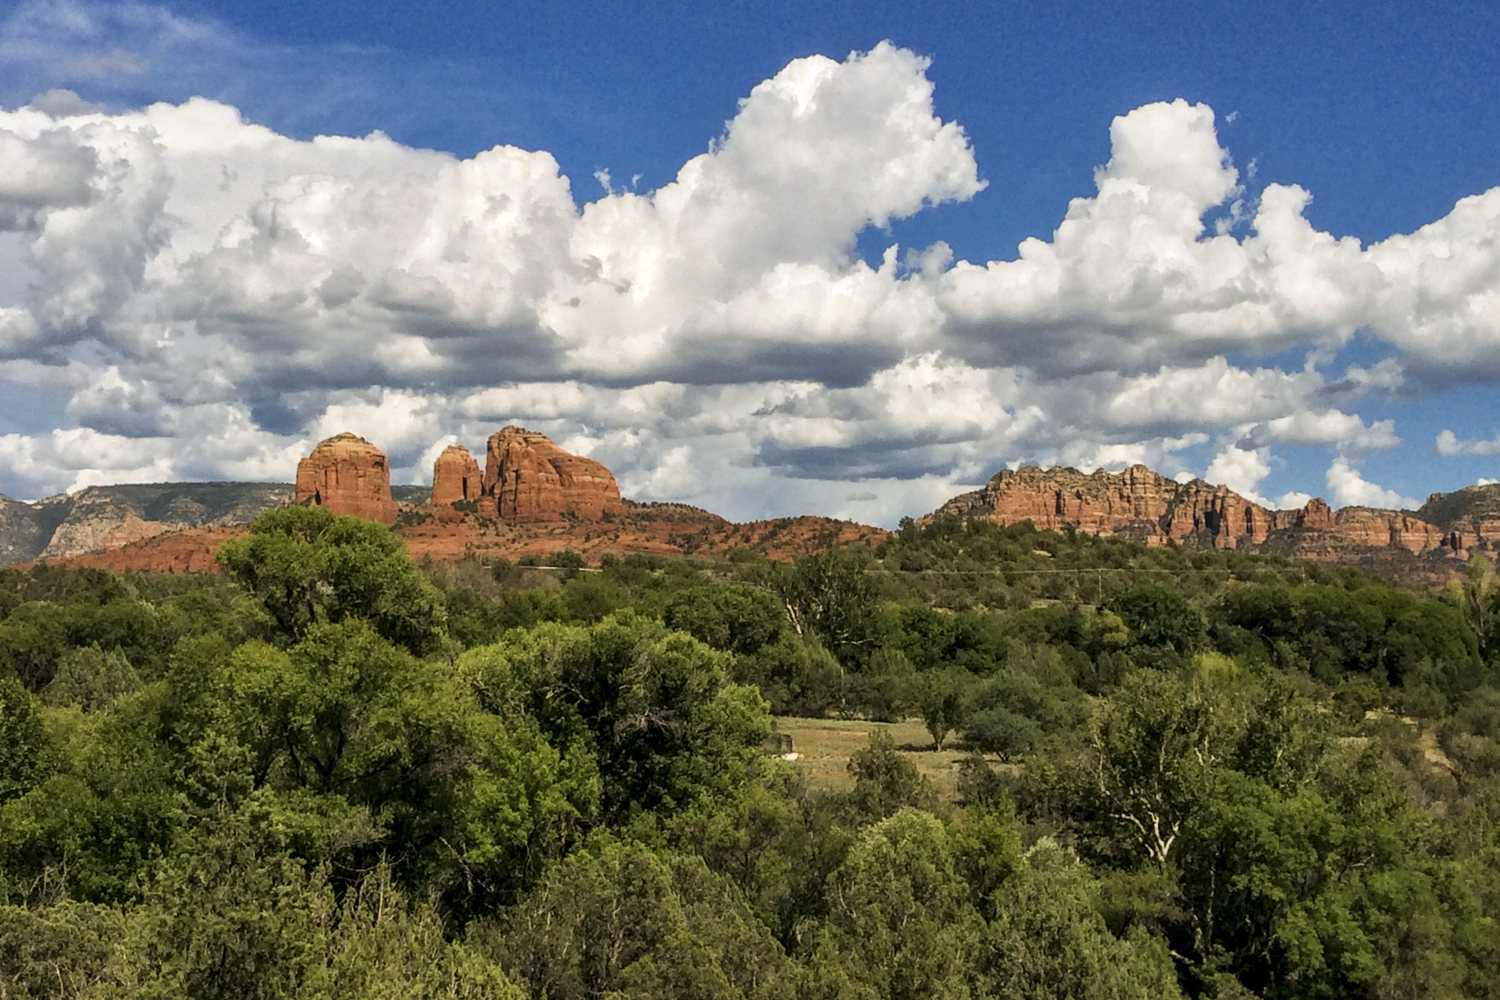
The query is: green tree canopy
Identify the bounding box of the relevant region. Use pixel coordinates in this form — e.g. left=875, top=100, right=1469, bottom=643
left=982, top=842, right=1183, bottom=1000
left=459, top=613, right=771, bottom=823
left=217, top=505, right=446, bottom=655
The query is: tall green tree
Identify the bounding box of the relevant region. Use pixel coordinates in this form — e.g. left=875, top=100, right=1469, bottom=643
left=1106, top=583, right=1205, bottom=659
left=1448, top=553, right=1497, bottom=659
left=0, top=678, right=48, bottom=804
left=491, top=839, right=794, bottom=1000
left=809, top=808, right=980, bottom=1000
left=982, top=842, right=1183, bottom=1000
left=217, top=506, right=446, bottom=655
left=780, top=550, right=883, bottom=666
left=664, top=584, right=788, bottom=657
left=164, top=619, right=597, bottom=911
left=459, top=613, right=771, bottom=823
left=914, top=668, right=968, bottom=751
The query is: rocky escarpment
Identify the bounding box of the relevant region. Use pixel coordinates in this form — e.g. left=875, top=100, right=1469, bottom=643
left=295, top=432, right=399, bottom=524
left=40, top=483, right=297, bottom=560
left=928, top=465, right=1340, bottom=550
left=1, top=491, right=79, bottom=565
left=926, top=464, right=1493, bottom=563
left=65, top=500, right=887, bottom=573
left=478, top=427, right=626, bottom=523
left=1322, top=507, right=1453, bottom=555
left=1417, top=483, right=1500, bottom=553
left=0, top=483, right=293, bottom=565
left=0, top=500, right=33, bottom=565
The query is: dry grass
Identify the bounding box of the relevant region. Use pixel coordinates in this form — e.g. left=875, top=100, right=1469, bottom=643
left=771, top=716, right=971, bottom=801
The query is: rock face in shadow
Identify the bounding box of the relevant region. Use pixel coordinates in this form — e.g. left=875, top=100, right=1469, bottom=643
left=480, top=427, right=625, bottom=523
left=0, top=494, right=54, bottom=565
left=924, top=464, right=1491, bottom=563
left=295, top=433, right=398, bottom=524
left=1418, top=483, right=1500, bottom=555
left=431, top=444, right=484, bottom=506
left=1, top=484, right=291, bottom=566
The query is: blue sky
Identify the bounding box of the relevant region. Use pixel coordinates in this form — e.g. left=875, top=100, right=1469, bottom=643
left=0, top=0, right=1497, bottom=521
left=21, top=1, right=1500, bottom=253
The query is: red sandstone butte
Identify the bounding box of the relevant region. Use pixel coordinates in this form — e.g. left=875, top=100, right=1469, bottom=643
left=482, top=427, right=626, bottom=523
left=295, top=432, right=399, bottom=524
left=431, top=443, right=484, bottom=506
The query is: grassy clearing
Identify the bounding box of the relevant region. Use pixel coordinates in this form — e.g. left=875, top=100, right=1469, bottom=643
left=771, top=716, right=970, bottom=801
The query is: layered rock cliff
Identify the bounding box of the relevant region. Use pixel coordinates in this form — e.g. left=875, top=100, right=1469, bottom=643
left=1418, top=483, right=1500, bottom=553
left=925, top=464, right=1492, bottom=562
left=480, top=427, right=625, bottom=523
left=0, top=494, right=57, bottom=565
left=295, top=432, right=399, bottom=524
left=927, top=465, right=1338, bottom=550
left=1324, top=507, right=1453, bottom=555
left=0, top=483, right=293, bottom=565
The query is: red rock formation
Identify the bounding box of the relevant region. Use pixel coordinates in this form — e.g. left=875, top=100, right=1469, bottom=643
left=933, top=465, right=1170, bottom=539
left=481, top=427, right=625, bottom=523
left=1329, top=508, right=1450, bottom=555
left=295, top=432, right=398, bottom=524
left=931, top=465, right=1196, bottom=545
left=1164, top=480, right=1269, bottom=549
left=431, top=443, right=483, bottom=506
left=31, top=503, right=888, bottom=574
left=23, top=527, right=247, bottom=574
left=1417, top=484, right=1500, bottom=557
left=1273, top=497, right=1336, bottom=532
left=925, top=464, right=1457, bottom=558
left=1457, top=519, right=1500, bottom=553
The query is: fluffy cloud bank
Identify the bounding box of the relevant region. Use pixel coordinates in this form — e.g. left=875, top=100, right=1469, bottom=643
left=0, top=40, right=1495, bottom=521
left=1438, top=430, right=1500, bottom=457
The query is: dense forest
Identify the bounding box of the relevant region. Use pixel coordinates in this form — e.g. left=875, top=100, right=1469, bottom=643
left=2, top=506, right=1498, bottom=999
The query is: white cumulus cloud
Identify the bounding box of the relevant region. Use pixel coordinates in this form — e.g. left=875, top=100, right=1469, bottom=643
left=1326, top=458, right=1420, bottom=510
left=0, top=32, right=1498, bottom=521
left=1437, top=429, right=1500, bottom=456
left=1204, top=444, right=1272, bottom=505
